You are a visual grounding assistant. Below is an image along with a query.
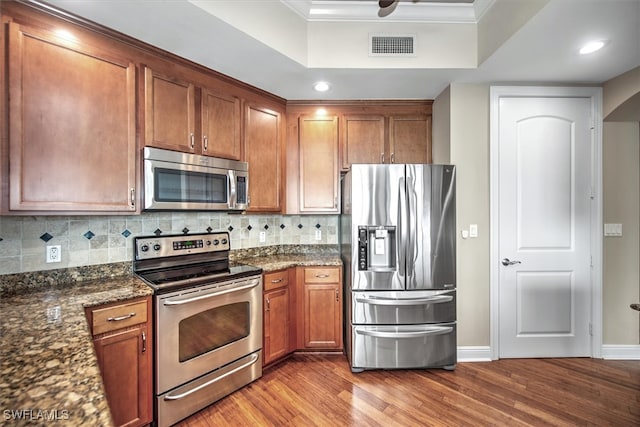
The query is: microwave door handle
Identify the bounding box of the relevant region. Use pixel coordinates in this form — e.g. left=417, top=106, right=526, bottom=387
left=228, top=170, right=237, bottom=209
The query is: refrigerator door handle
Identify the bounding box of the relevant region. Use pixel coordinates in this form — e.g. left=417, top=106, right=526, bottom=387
left=398, top=175, right=407, bottom=278
left=355, top=295, right=453, bottom=306
left=355, top=326, right=453, bottom=339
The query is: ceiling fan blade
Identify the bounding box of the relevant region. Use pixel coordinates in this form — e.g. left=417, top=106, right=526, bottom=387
left=379, top=0, right=398, bottom=9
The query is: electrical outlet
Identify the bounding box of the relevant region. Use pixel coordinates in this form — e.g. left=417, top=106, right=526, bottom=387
left=315, top=229, right=322, bottom=241
left=259, top=231, right=266, bottom=243
left=46, top=245, right=62, bottom=263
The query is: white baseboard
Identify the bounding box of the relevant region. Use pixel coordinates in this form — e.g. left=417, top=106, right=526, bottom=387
left=457, top=346, right=493, bottom=362
left=601, top=345, right=640, bottom=360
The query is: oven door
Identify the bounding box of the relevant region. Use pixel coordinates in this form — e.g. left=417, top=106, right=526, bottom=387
left=155, top=276, right=262, bottom=394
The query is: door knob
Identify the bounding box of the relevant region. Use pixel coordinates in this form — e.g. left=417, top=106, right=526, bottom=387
left=502, top=258, right=522, bottom=266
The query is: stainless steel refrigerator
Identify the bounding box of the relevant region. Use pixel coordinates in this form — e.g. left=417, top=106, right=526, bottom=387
left=340, top=164, right=456, bottom=372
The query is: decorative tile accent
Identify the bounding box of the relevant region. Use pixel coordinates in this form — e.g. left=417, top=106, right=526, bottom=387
left=121, top=229, right=131, bottom=238
left=40, top=233, right=54, bottom=242
left=182, top=227, right=190, bottom=235
left=247, top=225, right=253, bottom=231
left=228, top=226, right=234, bottom=232
left=264, top=224, right=269, bottom=230
left=297, top=224, right=303, bottom=229
left=154, top=228, right=162, bottom=236
left=315, top=224, right=321, bottom=229
left=206, top=227, right=213, bottom=233
left=280, top=224, right=286, bottom=229
left=83, top=231, right=95, bottom=240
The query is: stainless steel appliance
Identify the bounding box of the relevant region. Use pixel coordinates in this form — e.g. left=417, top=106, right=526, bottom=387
left=340, top=164, right=456, bottom=372
left=143, top=147, right=249, bottom=211
left=133, top=232, right=263, bottom=427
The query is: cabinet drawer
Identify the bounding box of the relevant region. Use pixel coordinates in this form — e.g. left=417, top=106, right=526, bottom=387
left=304, top=267, right=340, bottom=283
left=90, top=300, right=147, bottom=336
left=264, top=270, right=289, bottom=291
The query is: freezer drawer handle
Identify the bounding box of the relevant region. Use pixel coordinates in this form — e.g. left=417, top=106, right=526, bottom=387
left=355, top=295, right=453, bottom=306
left=163, top=279, right=260, bottom=306
left=356, top=326, right=453, bottom=339
left=163, top=353, right=259, bottom=401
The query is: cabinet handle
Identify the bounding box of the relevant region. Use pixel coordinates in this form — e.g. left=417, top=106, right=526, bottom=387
left=130, top=188, right=135, bottom=208
left=270, top=278, right=282, bottom=284
left=203, top=135, right=208, bottom=152
left=381, top=153, right=385, bottom=163
left=391, top=153, right=395, bottom=164
left=141, top=331, right=146, bottom=353
left=335, top=289, right=339, bottom=302
left=190, top=133, right=195, bottom=149
left=107, top=312, right=136, bottom=322
left=315, top=274, right=330, bottom=278
left=265, top=296, right=270, bottom=311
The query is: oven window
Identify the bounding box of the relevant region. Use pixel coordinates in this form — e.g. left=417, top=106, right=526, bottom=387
left=155, top=168, right=227, bottom=203
left=178, top=302, right=250, bottom=362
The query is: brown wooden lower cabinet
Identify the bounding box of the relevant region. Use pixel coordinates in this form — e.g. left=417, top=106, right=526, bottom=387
left=85, top=296, right=153, bottom=427
left=299, top=267, right=343, bottom=350
left=263, top=269, right=292, bottom=365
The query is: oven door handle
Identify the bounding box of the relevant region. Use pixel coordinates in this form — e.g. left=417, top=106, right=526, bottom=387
left=355, top=295, right=453, bottom=306
left=163, top=353, right=260, bottom=401
left=162, top=278, right=261, bottom=306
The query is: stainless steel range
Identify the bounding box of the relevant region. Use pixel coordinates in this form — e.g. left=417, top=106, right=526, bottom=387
left=133, top=232, right=263, bottom=427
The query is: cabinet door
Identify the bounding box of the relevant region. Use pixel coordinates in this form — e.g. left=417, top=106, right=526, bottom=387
left=93, top=326, right=152, bottom=427
left=341, top=115, right=385, bottom=170
left=144, top=66, right=196, bottom=153
left=388, top=115, right=432, bottom=164
left=202, top=89, right=241, bottom=159
left=303, top=283, right=342, bottom=349
left=298, top=116, right=339, bottom=213
left=244, top=104, right=282, bottom=212
left=7, top=22, right=137, bottom=212
left=264, top=287, right=290, bottom=365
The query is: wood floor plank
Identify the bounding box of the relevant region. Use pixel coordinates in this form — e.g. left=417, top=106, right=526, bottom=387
left=175, top=354, right=640, bottom=427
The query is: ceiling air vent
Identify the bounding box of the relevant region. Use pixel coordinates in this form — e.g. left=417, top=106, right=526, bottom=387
left=369, top=34, right=416, bottom=57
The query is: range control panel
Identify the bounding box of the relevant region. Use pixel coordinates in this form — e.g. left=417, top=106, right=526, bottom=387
left=135, top=232, right=230, bottom=260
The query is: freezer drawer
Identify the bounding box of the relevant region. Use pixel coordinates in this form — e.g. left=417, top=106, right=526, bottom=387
left=350, top=323, right=456, bottom=371
left=352, top=290, right=455, bottom=325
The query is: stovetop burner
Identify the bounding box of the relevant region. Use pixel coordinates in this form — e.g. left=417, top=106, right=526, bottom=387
left=132, top=232, right=262, bottom=293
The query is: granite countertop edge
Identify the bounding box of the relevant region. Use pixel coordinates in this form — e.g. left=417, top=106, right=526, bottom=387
left=0, top=252, right=342, bottom=426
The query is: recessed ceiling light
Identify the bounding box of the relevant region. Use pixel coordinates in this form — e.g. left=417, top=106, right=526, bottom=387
left=579, top=40, right=606, bottom=55
left=313, top=81, right=330, bottom=92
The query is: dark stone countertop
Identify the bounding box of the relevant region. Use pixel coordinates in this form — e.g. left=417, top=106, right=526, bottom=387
left=0, top=250, right=342, bottom=426
left=0, top=274, right=152, bottom=426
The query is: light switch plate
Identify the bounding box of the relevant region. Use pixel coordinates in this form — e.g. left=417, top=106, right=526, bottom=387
left=469, top=224, right=478, bottom=238
left=604, top=223, right=623, bottom=237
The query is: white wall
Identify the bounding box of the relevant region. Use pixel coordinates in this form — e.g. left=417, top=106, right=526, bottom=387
left=433, top=83, right=640, bottom=348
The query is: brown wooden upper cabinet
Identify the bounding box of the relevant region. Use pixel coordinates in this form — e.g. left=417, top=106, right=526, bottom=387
left=341, top=113, right=432, bottom=171
left=244, top=103, right=283, bottom=212
left=5, top=21, right=137, bottom=213
left=144, top=66, right=241, bottom=160
left=389, top=115, right=432, bottom=164
left=298, top=116, right=340, bottom=213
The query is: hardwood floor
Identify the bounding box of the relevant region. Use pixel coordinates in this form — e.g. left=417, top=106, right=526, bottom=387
left=177, top=354, right=640, bottom=426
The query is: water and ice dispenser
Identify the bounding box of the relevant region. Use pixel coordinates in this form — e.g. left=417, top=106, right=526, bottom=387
left=357, top=226, right=396, bottom=271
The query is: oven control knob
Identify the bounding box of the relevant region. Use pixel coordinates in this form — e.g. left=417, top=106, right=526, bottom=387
left=140, top=244, right=149, bottom=252
left=221, top=238, right=228, bottom=245
left=212, top=239, right=220, bottom=246
left=153, top=244, right=161, bottom=251
left=206, top=240, right=212, bottom=246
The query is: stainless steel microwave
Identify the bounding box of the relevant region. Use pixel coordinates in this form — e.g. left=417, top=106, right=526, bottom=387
left=143, top=147, right=248, bottom=211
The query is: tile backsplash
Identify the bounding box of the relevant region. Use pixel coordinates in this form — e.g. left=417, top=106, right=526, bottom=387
left=0, top=213, right=339, bottom=275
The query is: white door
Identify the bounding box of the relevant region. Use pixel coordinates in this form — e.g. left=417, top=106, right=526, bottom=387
left=494, top=91, right=596, bottom=358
